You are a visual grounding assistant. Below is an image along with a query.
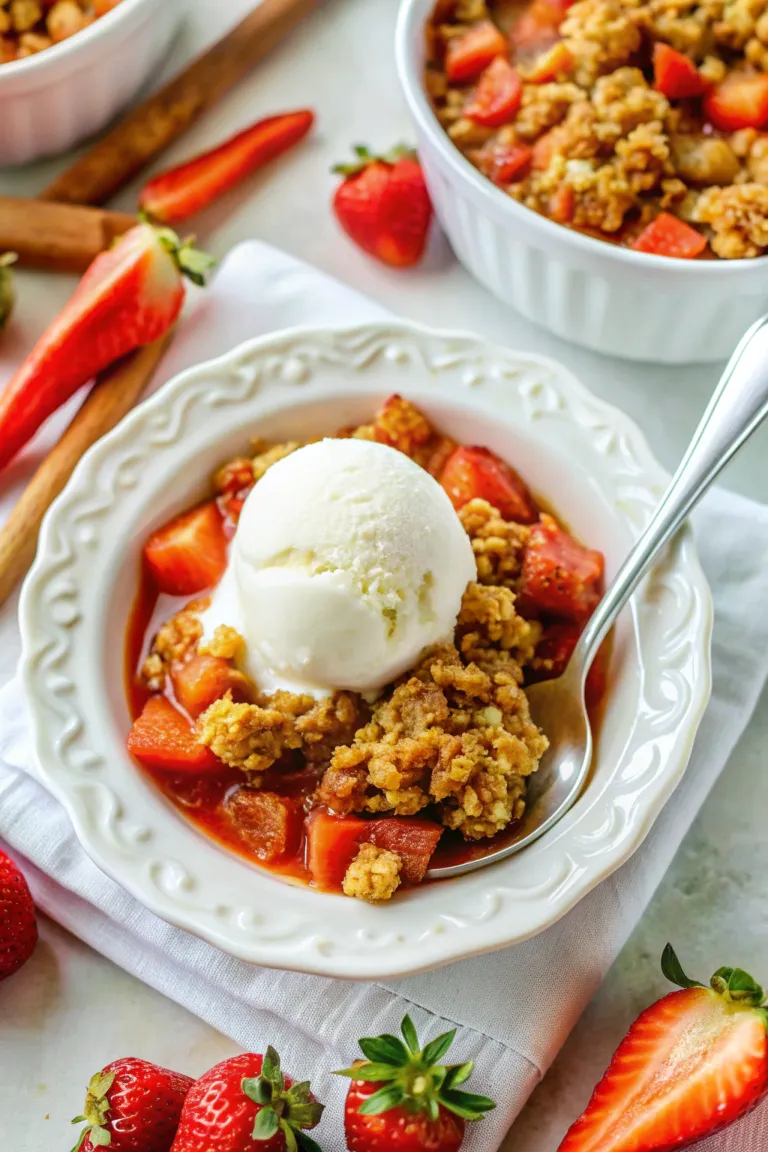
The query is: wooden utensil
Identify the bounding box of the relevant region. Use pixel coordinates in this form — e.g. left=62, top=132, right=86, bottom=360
left=42, top=0, right=327, bottom=207
left=0, top=197, right=135, bottom=272
left=0, top=338, right=170, bottom=608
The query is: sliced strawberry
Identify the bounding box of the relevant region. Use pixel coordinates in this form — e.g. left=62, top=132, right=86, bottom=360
left=705, top=72, right=768, bottom=131
left=519, top=514, right=604, bottom=621
left=465, top=57, right=523, bottom=127
left=653, top=43, right=707, bottom=99
left=370, top=818, right=443, bottom=883
left=372, top=393, right=435, bottom=455
left=139, top=110, right=315, bottom=226
left=127, top=696, right=220, bottom=773
left=224, top=789, right=304, bottom=862
left=529, top=620, right=609, bottom=708
left=144, top=501, right=228, bottom=596
left=477, top=140, right=533, bottom=185
left=511, top=0, right=572, bottom=57
left=558, top=945, right=768, bottom=1152
left=0, top=223, right=212, bottom=473
left=171, top=654, right=246, bottom=719
left=306, top=809, right=371, bottom=891
left=440, top=445, right=539, bottom=523
left=631, top=212, right=708, bottom=258
left=445, top=20, right=509, bottom=83
left=526, top=40, right=573, bottom=82
left=332, top=147, right=433, bottom=268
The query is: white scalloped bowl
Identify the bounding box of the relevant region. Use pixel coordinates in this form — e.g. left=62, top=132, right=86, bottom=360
left=18, top=322, right=713, bottom=978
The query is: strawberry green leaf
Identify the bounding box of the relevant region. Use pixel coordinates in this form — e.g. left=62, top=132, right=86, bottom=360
left=422, top=1030, right=456, bottom=1067
left=243, top=1075, right=272, bottom=1105
left=661, top=944, right=705, bottom=990
left=253, top=1105, right=279, bottom=1140
left=444, top=1062, right=474, bottom=1089
left=88, top=1128, right=112, bottom=1147
left=401, top=1015, right=420, bottom=1053
left=288, top=1080, right=312, bottom=1104
left=282, top=1124, right=299, bottom=1152
left=440, top=1088, right=496, bottom=1121
left=262, top=1046, right=284, bottom=1091
left=358, top=1083, right=407, bottom=1115
left=711, top=966, right=765, bottom=1005
left=296, top=1132, right=323, bottom=1152
left=345, top=1062, right=401, bottom=1082
left=71, top=1116, right=87, bottom=1125
left=359, top=1034, right=409, bottom=1065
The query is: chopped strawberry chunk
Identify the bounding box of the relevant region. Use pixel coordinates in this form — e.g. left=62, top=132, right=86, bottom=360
left=529, top=620, right=609, bottom=707
left=440, top=445, right=539, bottom=523
left=477, top=140, right=533, bottom=185
left=306, top=810, right=371, bottom=891
left=532, top=126, right=566, bottom=169
left=372, top=393, right=435, bottom=456
left=370, top=818, right=443, bottom=883
left=550, top=183, right=575, bottom=223
left=445, top=20, right=509, bottom=83
left=127, top=696, right=220, bottom=773
left=144, top=501, right=228, bottom=596
left=705, top=72, right=768, bottom=131
left=171, top=655, right=246, bottom=719
left=510, top=0, right=572, bottom=56
left=631, top=213, right=707, bottom=259
left=653, top=43, right=707, bottom=99
left=224, top=789, right=303, bottom=862
left=526, top=41, right=573, bottom=82
left=465, top=57, right=523, bottom=127
left=519, top=514, right=604, bottom=621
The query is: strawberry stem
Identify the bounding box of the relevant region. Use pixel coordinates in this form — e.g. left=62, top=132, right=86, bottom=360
left=242, top=1048, right=324, bottom=1146
left=332, top=143, right=416, bottom=177
left=662, top=944, right=767, bottom=1007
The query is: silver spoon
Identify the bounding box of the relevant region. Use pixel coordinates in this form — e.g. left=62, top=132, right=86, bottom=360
left=429, top=315, right=768, bottom=880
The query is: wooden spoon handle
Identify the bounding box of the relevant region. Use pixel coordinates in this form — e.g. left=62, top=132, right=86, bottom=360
left=41, top=0, right=327, bottom=207
left=0, top=197, right=135, bottom=272
left=0, top=337, right=170, bottom=608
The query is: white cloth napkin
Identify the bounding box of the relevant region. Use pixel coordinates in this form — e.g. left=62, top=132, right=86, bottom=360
left=1, top=242, right=768, bottom=1151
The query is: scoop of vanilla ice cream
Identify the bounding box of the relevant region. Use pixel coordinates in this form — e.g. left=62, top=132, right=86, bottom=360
left=202, top=437, right=476, bottom=698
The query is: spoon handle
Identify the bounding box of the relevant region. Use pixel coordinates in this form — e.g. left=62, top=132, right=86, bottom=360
left=575, top=314, right=768, bottom=672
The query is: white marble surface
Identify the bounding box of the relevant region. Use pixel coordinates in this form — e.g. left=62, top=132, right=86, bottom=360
left=1, top=0, right=768, bottom=1148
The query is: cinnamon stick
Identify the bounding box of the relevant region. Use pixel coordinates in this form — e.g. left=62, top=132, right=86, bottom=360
left=0, top=338, right=170, bottom=608
left=0, top=197, right=135, bottom=272
left=41, top=0, right=327, bottom=207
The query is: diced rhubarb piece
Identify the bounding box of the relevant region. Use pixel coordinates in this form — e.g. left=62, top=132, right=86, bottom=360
left=465, top=57, right=523, bottom=127
left=370, top=818, right=443, bottom=884
left=477, top=140, right=533, bottom=185
left=306, top=809, right=371, bottom=891
left=550, top=183, right=575, bottom=223
left=631, top=213, right=707, bottom=259
left=445, top=20, right=508, bottom=83
left=224, top=788, right=303, bottom=862
left=440, top=445, right=539, bottom=523
left=519, top=514, right=604, bottom=621
left=529, top=620, right=609, bottom=707
left=144, top=501, right=228, bottom=596
left=526, top=41, right=573, bottom=82
left=171, top=654, right=246, bottom=719
left=704, top=72, right=768, bottom=132
left=372, top=393, right=435, bottom=457
left=510, top=0, right=572, bottom=56
left=531, top=126, right=566, bottom=169
left=653, top=43, right=707, bottom=99
left=127, top=696, right=220, bottom=773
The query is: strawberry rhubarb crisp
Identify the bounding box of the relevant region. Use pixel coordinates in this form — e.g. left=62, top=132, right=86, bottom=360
left=0, top=0, right=121, bottom=63
left=125, top=396, right=606, bottom=902
left=426, top=0, right=768, bottom=257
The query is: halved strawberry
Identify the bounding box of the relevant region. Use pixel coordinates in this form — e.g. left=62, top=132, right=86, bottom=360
left=445, top=20, right=508, bottom=83
left=518, top=514, right=604, bottom=621
left=171, top=654, right=246, bottom=719
left=526, top=41, right=573, bottom=82
left=558, top=945, right=768, bottom=1151
left=440, top=445, right=539, bottom=523
left=332, top=147, right=433, bottom=268
left=370, top=818, right=443, bottom=884
left=631, top=212, right=708, bottom=259
left=127, top=696, right=220, bottom=773
left=465, top=57, right=523, bottom=127
left=0, top=223, right=213, bottom=473
left=652, top=43, right=707, bottom=99
left=144, top=501, right=228, bottom=596
left=705, top=72, right=768, bottom=131
left=140, top=110, right=315, bottom=226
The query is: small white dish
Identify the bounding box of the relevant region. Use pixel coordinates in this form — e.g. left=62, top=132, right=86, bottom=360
left=395, top=0, right=768, bottom=364
left=0, top=0, right=181, bottom=166
left=19, top=321, right=713, bottom=978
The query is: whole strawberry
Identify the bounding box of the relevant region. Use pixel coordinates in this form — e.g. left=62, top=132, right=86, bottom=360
left=336, top=1015, right=495, bottom=1151
left=558, top=945, right=768, bottom=1151
left=0, top=848, right=37, bottom=981
left=71, top=1057, right=194, bottom=1152
left=332, top=146, right=433, bottom=267
left=170, top=1048, right=323, bottom=1151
